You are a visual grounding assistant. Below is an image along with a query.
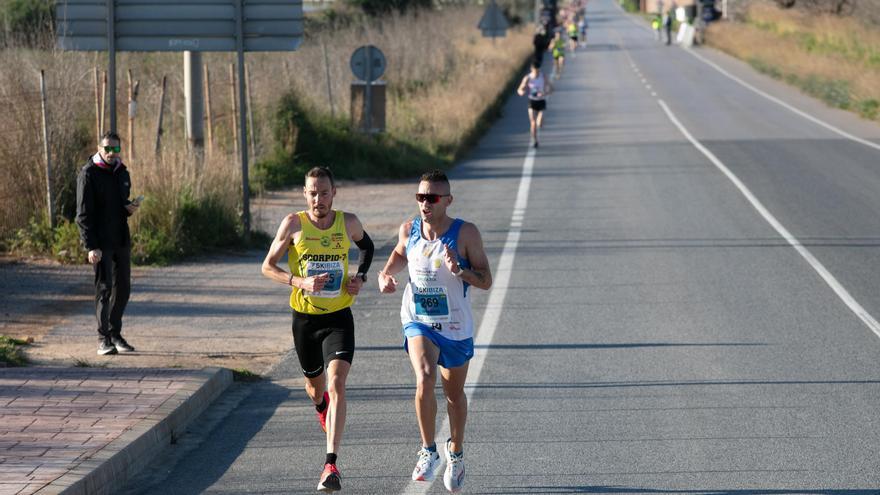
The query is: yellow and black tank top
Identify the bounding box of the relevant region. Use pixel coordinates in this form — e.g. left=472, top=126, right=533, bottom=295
left=288, top=210, right=353, bottom=314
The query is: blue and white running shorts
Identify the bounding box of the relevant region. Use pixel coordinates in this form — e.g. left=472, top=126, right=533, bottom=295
left=403, top=322, right=474, bottom=369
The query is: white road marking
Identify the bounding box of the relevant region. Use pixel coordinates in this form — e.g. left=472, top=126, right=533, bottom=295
left=683, top=49, right=880, bottom=153
left=658, top=99, right=880, bottom=339
left=613, top=0, right=880, bottom=153
left=403, top=147, right=535, bottom=494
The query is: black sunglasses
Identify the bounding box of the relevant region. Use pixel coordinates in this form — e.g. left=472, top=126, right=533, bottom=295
left=416, top=193, right=449, bottom=204
left=103, top=145, right=121, bottom=153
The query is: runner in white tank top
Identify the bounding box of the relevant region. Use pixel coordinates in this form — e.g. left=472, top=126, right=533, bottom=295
left=400, top=216, right=474, bottom=340
left=378, top=170, right=492, bottom=493
left=517, top=60, right=553, bottom=148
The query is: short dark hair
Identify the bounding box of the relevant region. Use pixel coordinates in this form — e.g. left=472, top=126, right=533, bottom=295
left=419, top=169, right=450, bottom=187
left=305, top=166, right=335, bottom=187
left=100, top=131, right=121, bottom=144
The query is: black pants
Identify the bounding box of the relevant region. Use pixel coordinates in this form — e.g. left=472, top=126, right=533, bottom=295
left=94, top=247, right=131, bottom=338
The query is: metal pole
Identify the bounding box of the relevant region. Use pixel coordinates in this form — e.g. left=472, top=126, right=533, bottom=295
left=39, top=70, right=55, bottom=229
left=184, top=50, right=205, bottom=151
left=722, top=0, right=728, bottom=19
left=364, top=47, right=372, bottom=133
left=108, top=0, right=117, bottom=133
left=236, top=0, right=250, bottom=234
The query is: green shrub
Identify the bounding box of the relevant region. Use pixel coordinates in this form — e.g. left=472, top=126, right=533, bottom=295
left=131, top=227, right=175, bottom=265
left=52, top=219, right=86, bottom=264
left=252, top=91, right=445, bottom=191
left=857, top=99, right=880, bottom=120
left=0, top=336, right=29, bottom=367
left=11, top=216, right=87, bottom=263
left=0, top=0, right=55, bottom=48
left=174, top=190, right=242, bottom=256
left=10, top=216, right=54, bottom=255
left=620, top=0, right=640, bottom=13
left=346, top=0, right=431, bottom=16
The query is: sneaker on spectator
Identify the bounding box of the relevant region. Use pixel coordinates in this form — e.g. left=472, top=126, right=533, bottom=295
left=111, top=335, right=135, bottom=353
left=97, top=338, right=117, bottom=356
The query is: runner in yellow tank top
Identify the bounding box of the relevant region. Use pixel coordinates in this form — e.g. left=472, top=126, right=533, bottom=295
left=289, top=208, right=354, bottom=314
left=262, top=166, right=374, bottom=492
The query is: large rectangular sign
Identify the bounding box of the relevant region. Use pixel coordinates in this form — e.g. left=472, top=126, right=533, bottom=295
left=56, top=0, right=303, bottom=52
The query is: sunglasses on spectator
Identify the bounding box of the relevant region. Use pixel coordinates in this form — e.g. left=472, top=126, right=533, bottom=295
left=103, top=145, right=121, bottom=153
left=416, top=193, right=449, bottom=204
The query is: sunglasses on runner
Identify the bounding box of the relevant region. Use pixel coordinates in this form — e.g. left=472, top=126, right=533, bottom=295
left=102, top=145, right=121, bottom=153
left=416, top=193, right=449, bottom=204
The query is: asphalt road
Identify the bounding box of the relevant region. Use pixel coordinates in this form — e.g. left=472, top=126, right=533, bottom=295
left=122, top=0, right=880, bottom=493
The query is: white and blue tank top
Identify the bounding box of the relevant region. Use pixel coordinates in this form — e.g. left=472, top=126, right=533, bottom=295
left=401, top=217, right=474, bottom=341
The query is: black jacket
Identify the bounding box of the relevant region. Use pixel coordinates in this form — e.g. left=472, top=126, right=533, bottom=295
left=75, top=157, right=132, bottom=251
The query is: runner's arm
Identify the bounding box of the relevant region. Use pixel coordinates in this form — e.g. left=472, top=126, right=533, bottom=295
left=346, top=213, right=374, bottom=279
left=378, top=220, right=412, bottom=293
left=262, top=214, right=305, bottom=287
left=453, top=222, right=492, bottom=290
left=516, top=75, right=529, bottom=96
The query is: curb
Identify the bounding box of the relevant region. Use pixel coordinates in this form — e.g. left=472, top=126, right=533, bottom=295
left=34, top=367, right=234, bottom=495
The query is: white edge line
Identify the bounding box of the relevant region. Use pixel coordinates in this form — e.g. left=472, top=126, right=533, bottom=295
left=657, top=98, right=880, bottom=339
left=405, top=147, right=534, bottom=494
left=613, top=0, right=880, bottom=153
left=684, top=49, right=880, bottom=152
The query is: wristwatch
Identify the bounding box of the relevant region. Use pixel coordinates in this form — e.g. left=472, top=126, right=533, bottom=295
left=356, top=272, right=367, bottom=282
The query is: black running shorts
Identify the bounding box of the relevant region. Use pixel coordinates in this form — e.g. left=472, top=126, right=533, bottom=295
left=529, top=99, right=547, bottom=112
left=291, top=307, right=355, bottom=378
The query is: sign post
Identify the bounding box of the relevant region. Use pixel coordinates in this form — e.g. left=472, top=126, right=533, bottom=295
left=56, top=0, right=304, bottom=233
left=349, top=45, right=386, bottom=133
left=478, top=0, right=509, bottom=41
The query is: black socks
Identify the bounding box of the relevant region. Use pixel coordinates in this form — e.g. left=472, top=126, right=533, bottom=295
left=326, top=453, right=337, bottom=466
left=316, top=395, right=328, bottom=413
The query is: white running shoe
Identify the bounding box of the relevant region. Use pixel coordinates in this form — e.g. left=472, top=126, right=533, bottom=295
left=443, top=439, right=465, bottom=493
left=411, top=446, right=440, bottom=481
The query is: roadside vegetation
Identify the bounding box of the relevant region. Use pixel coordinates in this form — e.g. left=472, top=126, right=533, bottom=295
left=0, top=336, right=30, bottom=367
left=705, top=0, right=880, bottom=121
left=1, top=1, right=532, bottom=265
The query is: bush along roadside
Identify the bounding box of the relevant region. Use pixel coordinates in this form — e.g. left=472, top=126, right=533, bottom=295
left=0, top=336, right=31, bottom=367
left=251, top=92, right=448, bottom=191
left=9, top=189, right=267, bottom=266
left=252, top=52, right=531, bottom=191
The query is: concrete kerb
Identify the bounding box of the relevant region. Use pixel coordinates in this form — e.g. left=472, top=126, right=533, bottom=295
left=34, top=367, right=233, bottom=495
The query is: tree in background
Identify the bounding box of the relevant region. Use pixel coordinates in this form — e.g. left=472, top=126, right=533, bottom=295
left=1, top=0, right=55, bottom=48
left=346, top=0, right=433, bottom=16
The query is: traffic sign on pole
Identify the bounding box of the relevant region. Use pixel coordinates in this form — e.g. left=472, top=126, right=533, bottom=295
left=478, top=0, right=509, bottom=38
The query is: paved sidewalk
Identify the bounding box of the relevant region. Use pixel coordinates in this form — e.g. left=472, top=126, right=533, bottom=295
left=0, top=181, right=416, bottom=494
left=0, top=367, right=232, bottom=495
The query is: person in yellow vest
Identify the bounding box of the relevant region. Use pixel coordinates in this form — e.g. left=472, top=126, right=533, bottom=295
left=261, top=166, right=374, bottom=493
left=550, top=30, right=566, bottom=79
left=567, top=19, right=579, bottom=54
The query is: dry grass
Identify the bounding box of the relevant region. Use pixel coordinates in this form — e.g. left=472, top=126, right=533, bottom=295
left=706, top=1, right=880, bottom=116
left=0, top=6, right=531, bottom=242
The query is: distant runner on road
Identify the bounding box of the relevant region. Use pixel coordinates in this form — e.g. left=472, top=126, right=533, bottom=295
left=517, top=61, right=553, bottom=149
left=261, top=166, right=375, bottom=493
left=378, top=170, right=493, bottom=493
left=551, top=30, right=566, bottom=79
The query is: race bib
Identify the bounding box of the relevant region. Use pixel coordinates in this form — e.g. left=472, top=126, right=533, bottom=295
left=412, top=285, right=450, bottom=323
left=305, top=260, right=344, bottom=297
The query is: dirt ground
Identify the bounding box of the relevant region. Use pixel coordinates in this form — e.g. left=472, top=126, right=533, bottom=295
left=0, top=180, right=419, bottom=373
